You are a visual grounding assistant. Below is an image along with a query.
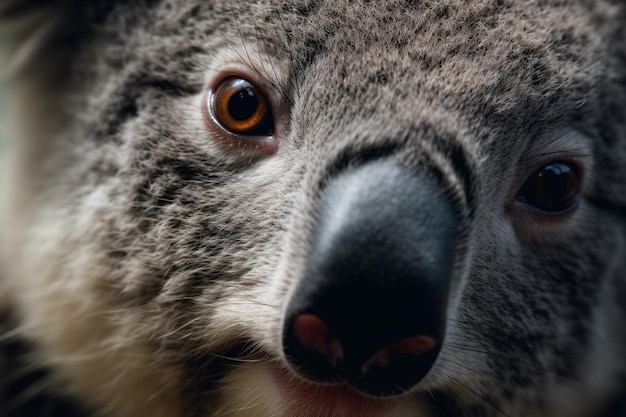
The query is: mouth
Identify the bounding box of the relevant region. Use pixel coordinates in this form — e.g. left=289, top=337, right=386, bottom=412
left=270, top=367, right=410, bottom=416
left=208, top=347, right=443, bottom=417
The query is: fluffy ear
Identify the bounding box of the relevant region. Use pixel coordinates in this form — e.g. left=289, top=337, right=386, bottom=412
left=0, top=0, right=113, bottom=79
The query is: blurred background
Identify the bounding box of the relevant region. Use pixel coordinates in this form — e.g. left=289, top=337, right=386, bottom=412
left=0, top=83, right=4, bottom=153
left=0, top=40, right=5, bottom=152
left=0, top=83, right=4, bottom=148
left=0, top=42, right=6, bottom=152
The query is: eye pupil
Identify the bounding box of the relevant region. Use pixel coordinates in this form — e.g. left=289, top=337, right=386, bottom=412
left=517, top=162, right=580, bottom=213
left=228, top=88, right=259, bottom=121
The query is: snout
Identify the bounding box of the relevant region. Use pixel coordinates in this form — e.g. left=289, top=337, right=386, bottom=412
left=282, top=160, right=460, bottom=396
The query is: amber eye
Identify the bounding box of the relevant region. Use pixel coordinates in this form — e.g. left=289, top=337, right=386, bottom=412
left=516, top=162, right=581, bottom=213
left=211, top=77, right=273, bottom=135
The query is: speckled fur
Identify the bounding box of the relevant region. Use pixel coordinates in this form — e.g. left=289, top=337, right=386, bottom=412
left=0, top=1, right=625, bottom=416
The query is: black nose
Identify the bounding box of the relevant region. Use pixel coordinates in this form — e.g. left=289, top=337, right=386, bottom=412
left=282, top=160, right=459, bottom=396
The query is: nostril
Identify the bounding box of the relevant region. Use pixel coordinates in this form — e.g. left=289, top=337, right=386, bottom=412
left=361, top=335, right=437, bottom=375
left=284, top=311, right=442, bottom=396
left=292, top=314, right=344, bottom=368
left=283, top=313, right=344, bottom=383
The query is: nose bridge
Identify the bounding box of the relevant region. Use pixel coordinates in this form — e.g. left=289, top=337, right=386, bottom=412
left=305, top=160, right=459, bottom=333
left=302, top=122, right=477, bottom=224
left=294, top=63, right=475, bottom=214
left=304, top=158, right=460, bottom=325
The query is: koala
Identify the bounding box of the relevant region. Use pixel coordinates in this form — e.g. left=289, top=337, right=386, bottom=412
left=0, top=0, right=625, bottom=416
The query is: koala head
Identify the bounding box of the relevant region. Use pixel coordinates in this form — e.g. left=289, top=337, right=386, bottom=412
left=0, top=1, right=625, bottom=417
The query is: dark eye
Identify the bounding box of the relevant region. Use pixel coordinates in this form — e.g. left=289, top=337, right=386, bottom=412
left=210, top=77, right=273, bottom=136
left=516, top=162, right=581, bottom=213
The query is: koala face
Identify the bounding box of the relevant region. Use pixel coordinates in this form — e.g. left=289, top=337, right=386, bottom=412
left=1, top=1, right=625, bottom=417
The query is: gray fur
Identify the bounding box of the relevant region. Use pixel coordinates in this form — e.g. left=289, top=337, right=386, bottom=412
left=0, top=0, right=625, bottom=416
